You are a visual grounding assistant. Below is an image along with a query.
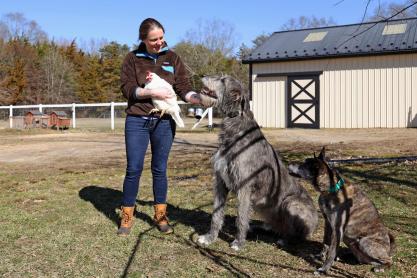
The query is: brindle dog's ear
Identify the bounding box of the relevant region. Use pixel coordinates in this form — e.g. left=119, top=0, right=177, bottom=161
left=318, top=147, right=326, bottom=161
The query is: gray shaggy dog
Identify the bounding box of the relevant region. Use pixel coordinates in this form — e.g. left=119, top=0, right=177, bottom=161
left=197, top=75, right=318, bottom=251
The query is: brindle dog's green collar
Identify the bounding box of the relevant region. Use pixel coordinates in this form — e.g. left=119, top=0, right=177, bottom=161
left=329, top=177, right=345, bottom=193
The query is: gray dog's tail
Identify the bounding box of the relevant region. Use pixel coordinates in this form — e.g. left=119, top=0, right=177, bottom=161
left=388, top=232, right=396, bottom=257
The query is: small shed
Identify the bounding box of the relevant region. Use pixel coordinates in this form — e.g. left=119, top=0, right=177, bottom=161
left=49, top=111, right=71, bottom=130
left=40, top=115, right=51, bottom=128
left=243, top=17, right=417, bottom=128
left=24, top=110, right=47, bottom=128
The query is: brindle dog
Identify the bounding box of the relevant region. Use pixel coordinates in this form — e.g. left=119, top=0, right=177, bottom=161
left=196, top=75, right=318, bottom=251
left=289, top=148, right=395, bottom=274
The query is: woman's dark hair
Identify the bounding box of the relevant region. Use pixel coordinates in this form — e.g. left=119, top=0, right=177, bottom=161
left=139, top=18, right=165, bottom=41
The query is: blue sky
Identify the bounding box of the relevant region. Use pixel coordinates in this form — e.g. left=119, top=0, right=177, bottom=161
left=0, top=0, right=404, bottom=52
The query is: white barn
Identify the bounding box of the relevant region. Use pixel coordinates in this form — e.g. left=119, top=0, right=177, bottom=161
left=243, top=18, right=417, bottom=128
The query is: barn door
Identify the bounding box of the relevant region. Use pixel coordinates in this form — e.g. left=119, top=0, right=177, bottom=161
left=287, top=75, right=320, bottom=129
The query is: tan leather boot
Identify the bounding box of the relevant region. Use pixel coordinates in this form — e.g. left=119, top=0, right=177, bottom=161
left=117, top=206, right=135, bottom=236
left=153, top=204, right=173, bottom=234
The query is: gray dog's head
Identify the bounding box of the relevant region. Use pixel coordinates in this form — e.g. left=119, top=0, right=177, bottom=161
left=201, top=75, right=250, bottom=117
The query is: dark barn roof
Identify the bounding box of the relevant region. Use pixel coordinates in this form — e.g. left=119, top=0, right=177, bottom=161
left=243, top=17, right=417, bottom=63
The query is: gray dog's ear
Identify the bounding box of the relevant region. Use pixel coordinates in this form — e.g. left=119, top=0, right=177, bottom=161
left=229, top=88, right=241, bottom=102
left=240, top=95, right=250, bottom=114
left=318, top=147, right=326, bottom=161
left=240, top=97, right=245, bottom=115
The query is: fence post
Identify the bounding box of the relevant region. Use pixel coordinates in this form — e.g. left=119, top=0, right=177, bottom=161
left=72, top=103, right=76, bottom=128
left=39, top=104, right=43, bottom=113
left=208, top=107, right=213, bottom=131
left=9, top=105, right=13, bottom=128
left=110, top=102, right=115, bottom=130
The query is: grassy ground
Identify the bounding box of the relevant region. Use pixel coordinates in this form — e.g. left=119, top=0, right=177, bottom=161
left=0, top=128, right=416, bottom=277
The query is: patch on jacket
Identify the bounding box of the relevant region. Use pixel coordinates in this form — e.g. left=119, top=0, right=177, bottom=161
left=161, top=65, right=174, bottom=73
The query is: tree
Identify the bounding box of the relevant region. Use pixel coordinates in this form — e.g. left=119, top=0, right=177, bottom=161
left=76, top=54, right=105, bottom=103
left=79, top=38, right=109, bottom=54
left=174, top=41, right=249, bottom=90
left=183, top=18, right=237, bottom=57
left=0, top=55, right=26, bottom=105
left=174, top=42, right=219, bottom=89
left=177, top=18, right=254, bottom=89
left=367, top=0, right=417, bottom=21
left=99, top=41, right=129, bottom=102
left=237, top=33, right=272, bottom=60
left=0, top=39, right=43, bottom=105
left=280, top=15, right=336, bottom=31
left=0, top=12, right=47, bottom=43
left=39, top=45, right=76, bottom=104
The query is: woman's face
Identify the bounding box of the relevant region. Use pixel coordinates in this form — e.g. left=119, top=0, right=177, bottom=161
left=143, top=27, right=165, bottom=54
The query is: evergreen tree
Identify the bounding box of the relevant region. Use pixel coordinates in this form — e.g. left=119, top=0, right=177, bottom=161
left=99, top=41, right=129, bottom=102
left=76, top=54, right=105, bottom=103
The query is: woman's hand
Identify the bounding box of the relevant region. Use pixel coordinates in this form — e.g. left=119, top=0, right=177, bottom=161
left=186, top=92, right=217, bottom=108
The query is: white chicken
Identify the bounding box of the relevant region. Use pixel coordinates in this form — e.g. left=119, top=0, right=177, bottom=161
left=144, top=71, right=185, bottom=128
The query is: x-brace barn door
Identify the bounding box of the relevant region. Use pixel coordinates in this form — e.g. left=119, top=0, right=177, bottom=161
left=287, top=75, right=320, bottom=129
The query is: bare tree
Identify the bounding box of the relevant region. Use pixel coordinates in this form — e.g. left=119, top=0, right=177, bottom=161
left=0, top=22, right=8, bottom=40
left=0, top=12, right=47, bottom=43
left=252, top=33, right=272, bottom=48
left=78, top=38, right=109, bottom=54
left=183, top=18, right=237, bottom=57
left=237, top=33, right=272, bottom=60
left=40, top=46, right=75, bottom=103
left=336, top=1, right=417, bottom=48
left=280, top=15, right=336, bottom=31
left=368, top=0, right=417, bottom=21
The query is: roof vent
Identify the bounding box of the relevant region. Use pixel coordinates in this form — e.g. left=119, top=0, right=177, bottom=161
left=303, top=31, right=328, bottom=42
left=382, top=23, right=407, bottom=35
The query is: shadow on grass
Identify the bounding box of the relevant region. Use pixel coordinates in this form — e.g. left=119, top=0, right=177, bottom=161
left=79, top=185, right=363, bottom=278
left=79, top=185, right=122, bottom=226
left=339, top=165, right=417, bottom=189
left=78, top=184, right=235, bottom=237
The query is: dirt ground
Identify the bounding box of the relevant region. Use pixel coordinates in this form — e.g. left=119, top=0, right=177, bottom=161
left=1, top=127, right=416, bottom=165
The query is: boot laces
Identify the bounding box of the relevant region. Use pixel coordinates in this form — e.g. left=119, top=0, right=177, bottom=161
left=122, top=210, right=132, bottom=224
left=155, top=211, right=168, bottom=224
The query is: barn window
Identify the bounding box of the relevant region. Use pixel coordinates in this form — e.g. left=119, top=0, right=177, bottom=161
left=382, top=23, right=407, bottom=35
left=303, top=32, right=328, bottom=42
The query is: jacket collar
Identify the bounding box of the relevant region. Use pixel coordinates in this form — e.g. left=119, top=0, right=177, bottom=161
left=135, top=42, right=169, bottom=59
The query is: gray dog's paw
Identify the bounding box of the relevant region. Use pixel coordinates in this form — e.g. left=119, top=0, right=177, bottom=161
left=197, top=234, right=214, bottom=246
left=313, top=245, right=329, bottom=261
left=314, top=267, right=326, bottom=276
left=372, top=266, right=385, bottom=273
left=230, top=239, right=244, bottom=251
left=276, top=238, right=287, bottom=247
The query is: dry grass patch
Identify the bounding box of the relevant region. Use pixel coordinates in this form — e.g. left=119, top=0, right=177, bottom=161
left=0, top=129, right=416, bottom=277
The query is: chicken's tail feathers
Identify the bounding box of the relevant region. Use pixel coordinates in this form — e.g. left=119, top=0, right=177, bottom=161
left=171, top=112, right=185, bottom=128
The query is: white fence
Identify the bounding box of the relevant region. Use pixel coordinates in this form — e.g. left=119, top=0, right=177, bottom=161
left=0, top=102, right=213, bottom=130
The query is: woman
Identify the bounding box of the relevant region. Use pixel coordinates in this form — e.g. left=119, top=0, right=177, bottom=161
left=119, top=18, right=215, bottom=236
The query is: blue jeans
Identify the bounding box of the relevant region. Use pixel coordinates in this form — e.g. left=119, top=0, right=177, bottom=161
left=122, top=115, right=175, bottom=206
